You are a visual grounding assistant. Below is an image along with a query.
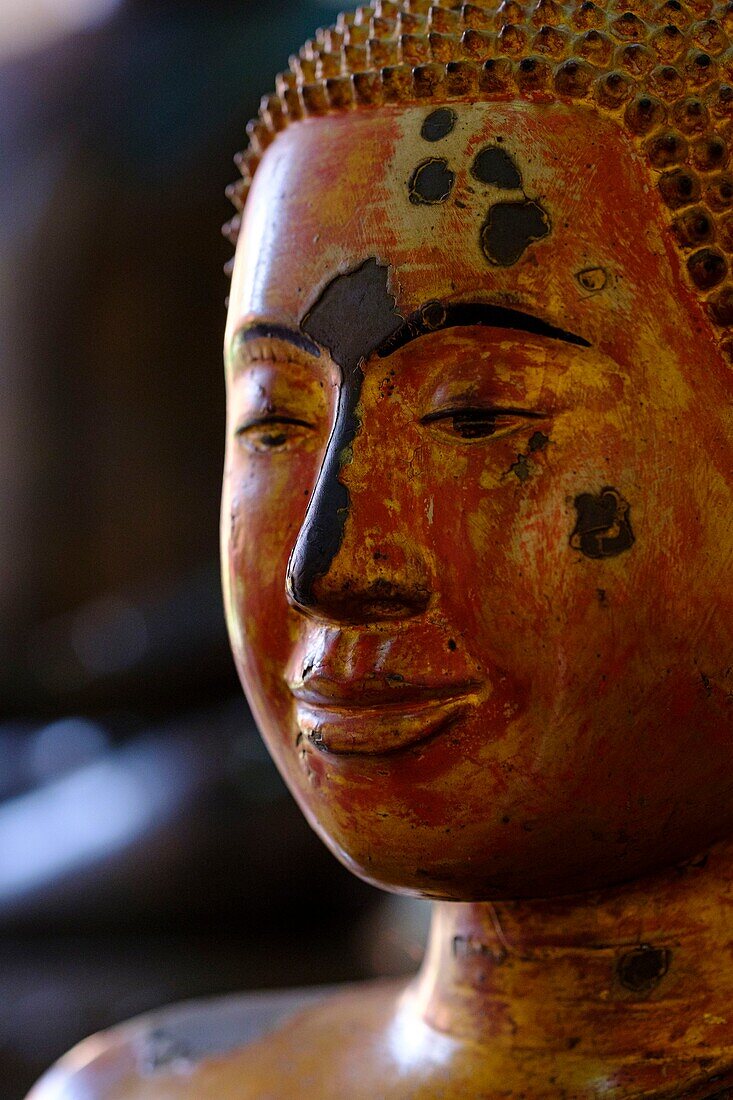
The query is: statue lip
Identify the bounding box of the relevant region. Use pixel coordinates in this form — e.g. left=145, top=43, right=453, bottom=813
left=288, top=675, right=480, bottom=709
left=285, top=632, right=486, bottom=754
left=289, top=674, right=481, bottom=755
left=292, top=692, right=474, bottom=756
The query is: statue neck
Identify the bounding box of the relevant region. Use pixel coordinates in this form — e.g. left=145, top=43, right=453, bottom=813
left=407, top=840, right=733, bottom=1096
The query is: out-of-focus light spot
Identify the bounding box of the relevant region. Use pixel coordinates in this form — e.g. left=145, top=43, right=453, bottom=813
left=0, top=0, right=122, bottom=61
left=0, top=740, right=192, bottom=902
left=71, top=596, right=148, bottom=677
left=0, top=722, right=34, bottom=801
left=29, top=717, right=109, bottom=784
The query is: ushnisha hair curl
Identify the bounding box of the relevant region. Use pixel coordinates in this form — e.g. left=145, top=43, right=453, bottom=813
left=224, top=0, right=733, bottom=350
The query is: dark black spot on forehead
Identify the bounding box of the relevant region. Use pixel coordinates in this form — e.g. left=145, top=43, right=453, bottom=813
left=409, top=158, right=455, bottom=205
left=570, top=487, right=635, bottom=560
left=472, top=146, right=523, bottom=189
left=421, top=107, right=457, bottom=142
left=301, top=258, right=403, bottom=373
left=480, top=200, right=551, bottom=266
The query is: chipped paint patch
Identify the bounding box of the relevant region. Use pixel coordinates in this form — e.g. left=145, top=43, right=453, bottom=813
left=481, top=200, right=551, bottom=267
left=509, top=454, right=532, bottom=483
left=571, top=487, right=635, bottom=559
left=421, top=107, right=457, bottom=143
left=471, top=145, right=523, bottom=190
left=576, top=267, right=609, bottom=294
left=287, top=260, right=403, bottom=607
left=408, top=158, right=455, bottom=206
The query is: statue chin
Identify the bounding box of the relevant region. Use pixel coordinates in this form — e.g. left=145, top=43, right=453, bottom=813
left=304, top=791, right=733, bottom=903
left=27, top=0, right=733, bottom=1095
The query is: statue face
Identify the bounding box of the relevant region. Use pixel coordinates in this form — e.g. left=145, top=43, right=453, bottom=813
left=223, top=101, right=733, bottom=899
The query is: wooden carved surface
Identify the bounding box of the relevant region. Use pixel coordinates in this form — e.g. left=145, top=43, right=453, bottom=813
left=29, top=0, right=733, bottom=1094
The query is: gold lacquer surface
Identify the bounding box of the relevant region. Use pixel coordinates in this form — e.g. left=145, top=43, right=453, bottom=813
left=224, top=101, right=733, bottom=901
left=29, top=0, right=733, bottom=1095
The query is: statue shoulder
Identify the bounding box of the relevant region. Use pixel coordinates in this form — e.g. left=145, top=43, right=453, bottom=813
left=25, top=980, right=406, bottom=1100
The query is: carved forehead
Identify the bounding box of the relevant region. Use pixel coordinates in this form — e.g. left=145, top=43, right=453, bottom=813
left=223, top=1, right=733, bottom=364
left=228, top=101, right=699, bottom=359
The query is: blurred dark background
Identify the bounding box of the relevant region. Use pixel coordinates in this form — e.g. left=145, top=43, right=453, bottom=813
left=0, top=2, right=427, bottom=1095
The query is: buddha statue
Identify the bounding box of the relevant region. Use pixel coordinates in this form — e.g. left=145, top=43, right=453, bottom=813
left=28, top=0, right=733, bottom=1096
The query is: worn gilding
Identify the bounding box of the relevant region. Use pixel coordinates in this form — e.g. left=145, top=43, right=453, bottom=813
left=26, top=0, right=733, bottom=1096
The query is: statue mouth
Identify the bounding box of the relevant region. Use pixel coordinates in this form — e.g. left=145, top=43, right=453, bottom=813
left=286, top=630, right=486, bottom=755
left=290, top=674, right=478, bottom=708
left=290, top=681, right=478, bottom=756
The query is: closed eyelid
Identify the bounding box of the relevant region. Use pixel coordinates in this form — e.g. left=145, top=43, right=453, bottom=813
left=421, top=405, right=549, bottom=424
left=237, top=414, right=315, bottom=430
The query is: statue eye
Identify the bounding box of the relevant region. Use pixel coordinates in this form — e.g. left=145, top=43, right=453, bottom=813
left=422, top=406, right=547, bottom=443
left=235, top=416, right=315, bottom=454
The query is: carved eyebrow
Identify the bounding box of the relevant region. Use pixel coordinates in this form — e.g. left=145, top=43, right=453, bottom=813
left=232, top=323, right=322, bottom=362
left=232, top=301, right=588, bottom=369
left=377, top=301, right=591, bottom=357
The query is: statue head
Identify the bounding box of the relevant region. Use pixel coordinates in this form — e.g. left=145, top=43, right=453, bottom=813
left=222, top=0, right=733, bottom=900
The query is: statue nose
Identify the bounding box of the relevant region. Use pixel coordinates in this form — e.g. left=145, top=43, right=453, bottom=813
left=288, top=566, right=430, bottom=623
left=285, top=462, right=430, bottom=624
